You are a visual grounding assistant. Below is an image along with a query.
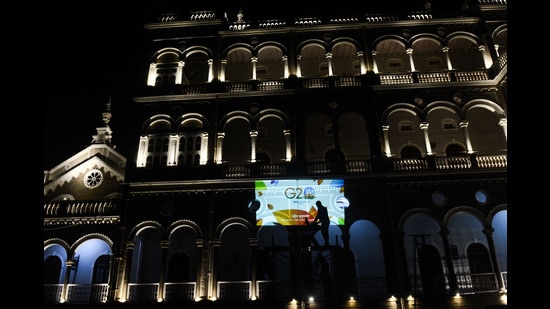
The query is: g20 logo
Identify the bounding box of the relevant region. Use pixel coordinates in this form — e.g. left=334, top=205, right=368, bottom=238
left=284, top=187, right=315, bottom=199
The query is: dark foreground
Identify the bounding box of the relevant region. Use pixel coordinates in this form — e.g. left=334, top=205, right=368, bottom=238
left=45, top=293, right=508, bottom=309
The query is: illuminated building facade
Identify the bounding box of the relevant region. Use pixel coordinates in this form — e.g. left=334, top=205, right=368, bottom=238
left=44, top=1, right=507, bottom=308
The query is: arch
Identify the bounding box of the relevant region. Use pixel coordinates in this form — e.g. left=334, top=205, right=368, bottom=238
left=128, top=220, right=165, bottom=240
left=182, top=46, right=213, bottom=59
left=175, top=113, right=209, bottom=131
left=44, top=255, right=63, bottom=284
left=338, top=111, right=371, bottom=160
left=215, top=219, right=253, bottom=282
left=371, top=35, right=408, bottom=51
left=219, top=111, right=254, bottom=131
left=304, top=111, right=333, bottom=162
left=253, top=108, right=290, bottom=128
left=381, top=103, right=424, bottom=124
left=141, top=114, right=174, bottom=134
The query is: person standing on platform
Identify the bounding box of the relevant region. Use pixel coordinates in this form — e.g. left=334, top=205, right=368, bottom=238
left=312, top=200, right=330, bottom=246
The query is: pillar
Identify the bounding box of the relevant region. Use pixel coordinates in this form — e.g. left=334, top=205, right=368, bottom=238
left=326, top=52, right=333, bottom=76
left=250, top=130, right=258, bottom=162
left=252, top=56, right=258, bottom=80
left=284, top=129, right=292, bottom=161
left=442, top=46, right=453, bottom=70
left=136, top=135, right=148, bottom=167
left=220, top=59, right=227, bottom=82
left=296, top=54, right=302, bottom=77
left=482, top=228, right=505, bottom=292
left=283, top=55, right=289, bottom=78
left=371, top=50, right=379, bottom=73
left=357, top=51, right=366, bottom=74
left=406, top=48, right=416, bottom=72
left=147, top=63, right=157, bottom=86
left=479, top=45, right=493, bottom=69
left=176, top=61, right=184, bottom=84
left=382, top=125, right=392, bottom=157
left=216, top=132, right=225, bottom=164
left=459, top=121, right=474, bottom=154
left=420, top=122, right=432, bottom=155
left=208, top=59, right=214, bottom=82
left=168, top=134, right=179, bottom=166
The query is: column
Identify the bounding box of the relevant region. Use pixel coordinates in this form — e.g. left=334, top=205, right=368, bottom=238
left=168, top=134, right=179, bottom=166
left=176, top=61, right=185, bottom=84
left=459, top=121, right=474, bottom=154
left=357, top=51, right=366, bottom=74
left=136, top=135, right=148, bottom=167
left=442, top=46, right=453, bottom=70
left=482, top=228, right=505, bottom=292
left=61, top=259, right=76, bottom=302
left=250, top=237, right=259, bottom=300
left=200, top=132, right=209, bottom=165
left=371, top=50, right=379, bottom=74
left=147, top=63, right=157, bottom=86
left=419, top=122, right=432, bottom=155
left=498, top=118, right=507, bottom=141
left=382, top=125, right=392, bottom=157
left=116, top=242, right=135, bottom=302
left=326, top=52, right=333, bottom=76
left=250, top=130, right=258, bottom=162
left=251, top=56, right=258, bottom=80
left=494, top=44, right=500, bottom=58
left=215, top=132, right=225, bottom=164
left=479, top=45, right=493, bottom=69
left=282, top=55, right=289, bottom=78
left=208, top=59, right=214, bottom=82
left=158, top=240, right=170, bottom=301
left=284, top=129, right=292, bottom=161
left=439, top=229, right=459, bottom=294
left=296, top=54, right=302, bottom=77
left=220, top=59, right=227, bottom=82
left=406, top=48, right=416, bottom=72
left=209, top=239, right=221, bottom=300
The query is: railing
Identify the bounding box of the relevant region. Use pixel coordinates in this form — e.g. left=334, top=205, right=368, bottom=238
left=476, top=154, right=507, bottom=168
left=456, top=273, right=500, bottom=294
left=256, top=280, right=273, bottom=299
left=217, top=281, right=251, bottom=299
left=45, top=271, right=506, bottom=304
left=128, top=154, right=505, bottom=182
left=44, top=284, right=63, bottom=303
left=65, top=284, right=109, bottom=303
left=501, top=271, right=507, bottom=291
left=163, top=282, right=196, bottom=302
left=435, top=156, right=472, bottom=170
left=44, top=200, right=116, bottom=216
left=139, top=68, right=499, bottom=97
left=355, top=277, right=388, bottom=298
left=127, top=283, right=160, bottom=303
left=394, top=158, right=429, bottom=171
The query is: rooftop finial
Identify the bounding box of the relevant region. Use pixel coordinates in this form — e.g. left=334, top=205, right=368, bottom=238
left=102, top=95, right=112, bottom=125
left=237, top=9, right=243, bottom=22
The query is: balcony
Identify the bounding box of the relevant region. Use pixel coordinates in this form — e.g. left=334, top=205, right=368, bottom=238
left=137, top=68, right=498, bottom=98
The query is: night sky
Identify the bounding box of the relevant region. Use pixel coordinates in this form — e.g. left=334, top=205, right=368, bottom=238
left=43, top=0, right=467, bottom=169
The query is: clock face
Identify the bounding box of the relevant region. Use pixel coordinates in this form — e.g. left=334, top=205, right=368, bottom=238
left=84, top=169, right=103, bottom=188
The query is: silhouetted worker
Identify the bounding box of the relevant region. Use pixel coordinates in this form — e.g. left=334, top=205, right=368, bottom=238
left=312, top=200, right=330, bottom=246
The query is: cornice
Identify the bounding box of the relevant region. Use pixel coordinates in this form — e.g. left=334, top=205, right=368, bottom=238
left=44, top=216, right=120, bottom=226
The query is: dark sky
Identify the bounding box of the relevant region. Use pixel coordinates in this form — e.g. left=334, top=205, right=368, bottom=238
left=43, top=1, right=467, bottom=169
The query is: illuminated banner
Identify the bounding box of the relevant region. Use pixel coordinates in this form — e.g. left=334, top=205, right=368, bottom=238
left=254, top=179, right=348, bottom=226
